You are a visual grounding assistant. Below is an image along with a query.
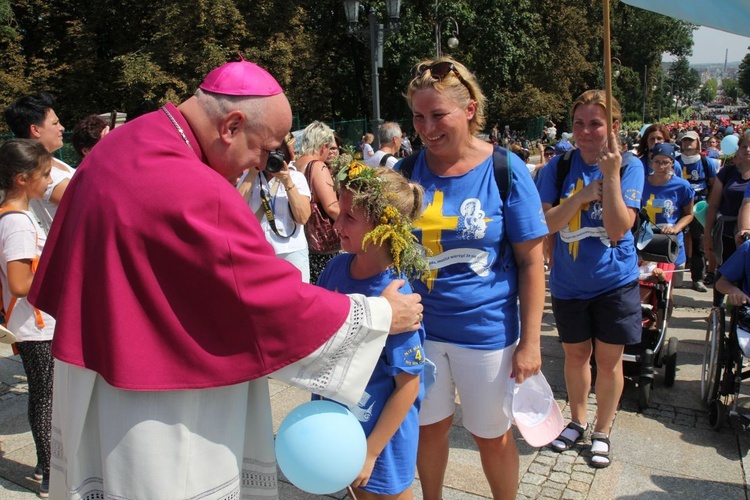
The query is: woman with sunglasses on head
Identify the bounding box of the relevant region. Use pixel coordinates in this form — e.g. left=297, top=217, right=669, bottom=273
left=401, top=57, right=548, bottom=500
left=537, top=90, right=644, bottom=469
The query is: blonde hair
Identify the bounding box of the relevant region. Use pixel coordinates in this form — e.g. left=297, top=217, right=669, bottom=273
left=364, top=132, right=374, bottom=144
left=371, top=168, right=424, bottom=224
left=301, top=121, right=334, bottom=155
left=405, top=57, right=486, bottom=135
left=333, top=157, right=427, bottom=278
left=571, top=90, right=622, bottom=124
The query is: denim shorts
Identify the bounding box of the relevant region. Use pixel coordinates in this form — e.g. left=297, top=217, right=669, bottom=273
left=551, top=280, right=641, bottom=345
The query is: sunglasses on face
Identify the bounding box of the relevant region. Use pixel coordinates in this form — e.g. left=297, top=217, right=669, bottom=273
left=410, top=61, right=474, bottom=99
left=544, top=152, right=555, bottom=158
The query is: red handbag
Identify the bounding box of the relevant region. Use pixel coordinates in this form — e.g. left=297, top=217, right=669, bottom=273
left=304, top=161, right=341, bottom=255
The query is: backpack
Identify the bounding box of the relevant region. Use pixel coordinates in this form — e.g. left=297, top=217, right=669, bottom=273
left=553, top=150, right=643, bottom=243
left=396, top=146, right=514, bottom=261
left=677, top=155, right=712, bottom=199
left=379, top=153, right=394, bottom=167
left=0, top=208, right=45, bottom=350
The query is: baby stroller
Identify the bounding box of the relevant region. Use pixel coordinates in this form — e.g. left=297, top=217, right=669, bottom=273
left=617, top=220, right=681, bottom=410
left=701, top=305, right=750, bottom=430
left=623, top=260, right=679, bottom=410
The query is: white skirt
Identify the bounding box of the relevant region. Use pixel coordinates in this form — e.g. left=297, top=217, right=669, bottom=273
left=49, top=295, right=391, bottom=499
left=51, top=361, right=281, bottom=499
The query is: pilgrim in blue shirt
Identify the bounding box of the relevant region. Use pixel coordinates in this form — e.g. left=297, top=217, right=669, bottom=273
left=400, top=150, right=548, bottom=350
left=537, top=149, right=644, bottom=300
left=641, top=175, right=694, bottom=265
left=718, top=240, right=750, bottom=297
left=316, top=254, right=425, bottom=495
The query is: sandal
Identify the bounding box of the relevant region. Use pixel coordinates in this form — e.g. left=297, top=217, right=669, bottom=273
left=550, top=421, right=587, bottom=452
left=589, top=431, right=611, bottom=468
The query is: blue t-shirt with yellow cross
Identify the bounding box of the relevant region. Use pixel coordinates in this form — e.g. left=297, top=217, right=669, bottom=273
left=401, top=150, right=548, bottom=350
left=641, top=175, right=694, bottom=266
left=316, top=253, right=425, bottom=495
left=677, top=156, right=718, bottom=202
left=538, top=149, right=644, bottom=300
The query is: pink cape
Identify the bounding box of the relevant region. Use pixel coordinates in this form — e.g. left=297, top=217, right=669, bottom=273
left=28, top=103, right=350, bottom=390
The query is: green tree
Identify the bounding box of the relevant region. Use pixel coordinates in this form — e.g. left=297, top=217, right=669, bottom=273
left=739, top=52, right=750, bottom=97
left=0, top=0, right=29, bottom=116
left=700, top=78, right=718, bottom=104
left=667, top=57, right=701, bottom=108
left=722, top=78, right=742, bottom=104
left=610, top=3, right=694, bottom=123
left=0, top=0, right=698, bottom=136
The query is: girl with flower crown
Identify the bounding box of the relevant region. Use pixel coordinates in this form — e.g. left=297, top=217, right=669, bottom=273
left=315, top=160, right=429, bottom=499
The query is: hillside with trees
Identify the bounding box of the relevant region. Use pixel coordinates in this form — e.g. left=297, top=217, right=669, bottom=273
left=0, top=0, right=698, bottom=134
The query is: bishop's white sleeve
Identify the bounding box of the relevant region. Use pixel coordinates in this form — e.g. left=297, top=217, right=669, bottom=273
left=269, top=294, right=391, bottom=406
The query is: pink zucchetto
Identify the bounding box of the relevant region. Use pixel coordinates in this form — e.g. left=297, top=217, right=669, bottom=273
left=199, top=57, right=283, bottom=97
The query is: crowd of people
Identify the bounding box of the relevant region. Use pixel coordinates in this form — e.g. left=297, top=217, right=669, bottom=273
left=2, top=56, right=750, bottom=500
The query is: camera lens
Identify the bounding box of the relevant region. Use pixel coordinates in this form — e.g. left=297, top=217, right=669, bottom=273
left=265, top=151, right=285, bottom=173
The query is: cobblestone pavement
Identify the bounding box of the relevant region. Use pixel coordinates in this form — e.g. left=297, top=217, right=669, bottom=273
left=3, top=283, right=749, bottom=499
left=516, top=389, right=717, bottom=500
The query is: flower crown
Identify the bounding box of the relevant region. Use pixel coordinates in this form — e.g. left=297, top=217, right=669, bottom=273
left=332, top=154, right=429, bottom=280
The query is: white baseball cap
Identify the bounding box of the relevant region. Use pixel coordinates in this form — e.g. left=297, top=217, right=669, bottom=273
left=510, top=373, right=564, bottom=447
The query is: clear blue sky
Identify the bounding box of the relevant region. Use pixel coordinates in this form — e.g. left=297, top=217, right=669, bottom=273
left=663, top=26, right=750, bottom=65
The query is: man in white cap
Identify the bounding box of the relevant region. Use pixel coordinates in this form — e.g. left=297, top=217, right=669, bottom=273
left=29, top=58, right=423, bottom=499
left=677, top=130, right=718, bottom=292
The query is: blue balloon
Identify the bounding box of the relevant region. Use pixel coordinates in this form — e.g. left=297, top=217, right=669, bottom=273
left=727, top=126, right=735, bottom=135
left=721, top=134, right=740, bottom=156
left=275, top=400, right=366, bottom=494
left=693, top=200, right=708, bottom=228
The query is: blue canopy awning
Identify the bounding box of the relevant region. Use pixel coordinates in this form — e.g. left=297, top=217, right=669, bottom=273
left=621, top=0, right=750, bottom=37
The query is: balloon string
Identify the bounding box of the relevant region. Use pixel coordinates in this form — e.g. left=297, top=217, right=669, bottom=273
left=347, top=486, right=358, bottom=499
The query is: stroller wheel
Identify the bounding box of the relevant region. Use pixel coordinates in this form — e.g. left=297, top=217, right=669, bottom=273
left=709, top=398, right=725, bottom=431
left=701, top=308, right=724, bottom=405
left=664, top=337, right=679, bottom=387
left=638, top=375, right=651, bottom=411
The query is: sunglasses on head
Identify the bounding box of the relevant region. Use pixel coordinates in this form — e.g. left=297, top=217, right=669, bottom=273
left=410, top=61, right=474, bottom=99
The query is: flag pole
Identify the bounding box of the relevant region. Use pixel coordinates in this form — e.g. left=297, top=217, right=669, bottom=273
left=603, top=0, right=614, bottom=148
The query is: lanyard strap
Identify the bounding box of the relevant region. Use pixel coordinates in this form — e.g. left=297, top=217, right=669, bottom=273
left=257, top=178, right=297, bottom=239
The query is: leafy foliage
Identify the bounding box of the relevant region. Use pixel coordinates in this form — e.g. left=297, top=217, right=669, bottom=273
left=668, top=56, right=701, bottom=106
left=700, top=78, right=718, bottom=104
left=0, top=0, right=702, bottom=136
left=722, top=78, right=742, bottom=104
left=739, top=52, right=750, bottom=98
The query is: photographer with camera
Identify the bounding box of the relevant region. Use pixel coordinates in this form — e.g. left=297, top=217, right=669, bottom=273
left=238, top=132, right=312, bottom=282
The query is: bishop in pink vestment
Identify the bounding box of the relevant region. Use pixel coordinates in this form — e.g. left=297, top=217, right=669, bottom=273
left=28, top=60, right=422, bottom=499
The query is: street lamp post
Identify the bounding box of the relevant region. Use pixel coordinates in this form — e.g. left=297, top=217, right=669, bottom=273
left=434, top=0, right=459, bottom=58
left=343, top=0, right=401, bottom=148
left=611, top=57, right=622, bottom=78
